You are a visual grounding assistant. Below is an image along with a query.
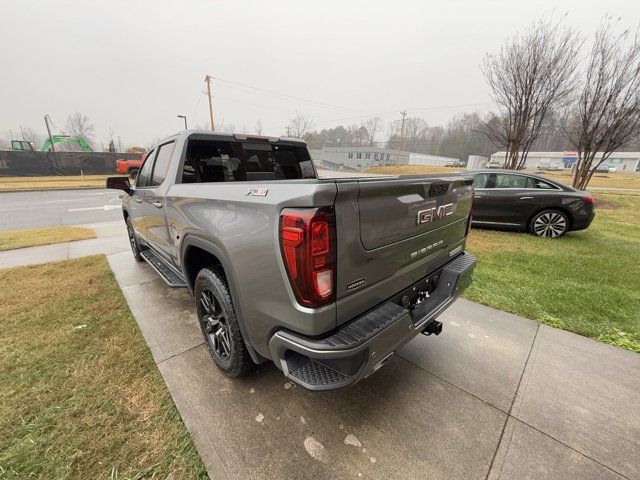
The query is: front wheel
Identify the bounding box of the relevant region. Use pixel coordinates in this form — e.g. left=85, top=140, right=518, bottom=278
left=530, top=209, right=569, bottom=238
left=195, top=267, right=255, bottom=377
left=125, top=217, right=143, bottom=261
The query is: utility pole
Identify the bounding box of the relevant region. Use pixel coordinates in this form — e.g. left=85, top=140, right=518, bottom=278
left=395, top=110, right=407, bottom=166
left=177, top=115, right=188, bottom=130
left=205, top=75, right=215, bottom=131
left=44, top=115, right=56, bottom=153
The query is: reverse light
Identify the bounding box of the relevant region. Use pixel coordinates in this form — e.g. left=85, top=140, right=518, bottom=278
left=279, top=207, right=336, bottom=308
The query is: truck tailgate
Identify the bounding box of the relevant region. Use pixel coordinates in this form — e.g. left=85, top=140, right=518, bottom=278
left=334, top=174, right=473, bottom=326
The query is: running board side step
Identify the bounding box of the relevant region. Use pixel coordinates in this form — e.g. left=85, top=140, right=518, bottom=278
left=140, top=248, right=187, bottom=288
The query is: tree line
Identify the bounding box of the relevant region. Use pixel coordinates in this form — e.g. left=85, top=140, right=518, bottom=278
left=285, top=16, right=640, bottom=189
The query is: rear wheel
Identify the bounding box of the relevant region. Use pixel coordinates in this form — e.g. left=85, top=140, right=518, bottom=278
left=195, top=267, right=255, bottom=377
left=530, top=209, right=569, bottom=238
left=125, top=216, right=143, bottom=261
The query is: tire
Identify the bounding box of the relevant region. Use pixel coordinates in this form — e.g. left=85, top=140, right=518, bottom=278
left=125, top=216, right=144, bottom=261
left=195, top=267, right=255, bottom=377
left=529, top=209, right=569, bottom=238
left=129, top=168, right=139, bottom=179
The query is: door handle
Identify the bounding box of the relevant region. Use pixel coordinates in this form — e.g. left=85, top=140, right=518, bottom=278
left=152, top=202, right=163, bottom=209
left=135, top=198, right=142, bottom=203
left=520, top=196, right=534, bottom=200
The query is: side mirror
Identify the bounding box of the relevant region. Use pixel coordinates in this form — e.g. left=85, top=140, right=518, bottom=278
left=106, top=176, right=132, bottom=195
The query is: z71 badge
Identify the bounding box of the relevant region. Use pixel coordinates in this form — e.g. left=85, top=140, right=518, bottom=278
left=246, top=187, right=268, bottom=197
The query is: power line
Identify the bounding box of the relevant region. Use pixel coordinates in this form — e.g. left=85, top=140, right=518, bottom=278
left=214, top=77, right=372, bottom=114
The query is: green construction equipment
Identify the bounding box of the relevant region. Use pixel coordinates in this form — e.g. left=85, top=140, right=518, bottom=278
left=40, top=135, right=92, bottom=152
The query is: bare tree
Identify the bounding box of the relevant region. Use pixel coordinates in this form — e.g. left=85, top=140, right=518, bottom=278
left=364, top=117, right=382, bottom=145
left=254, top=119, right=263, bottom=135
left=65, top=112, right=95, bottom=146
left=104, top=126, right=117, bottom=152
left=567, top=19, right=640, bottom=189
left=481, top=18, right=581, bottom=169
left=285, top=113, right=315, bottom=141
left=21, top=127, right=43, bottom=148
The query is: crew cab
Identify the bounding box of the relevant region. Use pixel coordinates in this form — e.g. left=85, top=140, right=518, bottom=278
left=106, top=130, right=476, bottom=391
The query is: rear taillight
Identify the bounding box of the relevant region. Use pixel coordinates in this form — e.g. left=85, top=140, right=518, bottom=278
left=581, top=195, right=595, bottom=206
left=279, top=207, right=336, bottom=308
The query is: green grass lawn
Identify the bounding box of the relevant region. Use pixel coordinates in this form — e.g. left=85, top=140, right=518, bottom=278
left=0, top=255, right=207, bottom=479
left=464, top=192, right=640, bottom=353
left=0, top=226, right=96, bottom=251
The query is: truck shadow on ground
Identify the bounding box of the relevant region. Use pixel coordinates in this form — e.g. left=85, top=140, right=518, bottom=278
left=158, top=341, right=504, bottom=480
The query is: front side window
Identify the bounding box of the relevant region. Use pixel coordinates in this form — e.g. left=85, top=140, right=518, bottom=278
left=473, top=173, right=490, bottom=188
left=150, top=141, right=176, bottom=186
left=136, top=149, right=156, bottom=187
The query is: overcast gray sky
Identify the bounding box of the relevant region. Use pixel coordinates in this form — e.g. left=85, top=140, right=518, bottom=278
left=1, top=0, right=638, bottom=148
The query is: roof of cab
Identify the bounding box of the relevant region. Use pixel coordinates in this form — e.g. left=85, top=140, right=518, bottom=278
left=167, top=130, right=307, bottom=145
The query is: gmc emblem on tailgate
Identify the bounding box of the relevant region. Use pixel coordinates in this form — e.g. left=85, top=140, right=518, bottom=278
left=416, top=203, right=454, bottom=225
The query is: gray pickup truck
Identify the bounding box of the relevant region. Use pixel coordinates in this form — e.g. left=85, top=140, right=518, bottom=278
left=106, top=130, right=476, bottom=391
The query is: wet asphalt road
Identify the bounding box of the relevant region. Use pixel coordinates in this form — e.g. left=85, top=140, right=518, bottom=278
left=0, top=189, right=123, bottom=231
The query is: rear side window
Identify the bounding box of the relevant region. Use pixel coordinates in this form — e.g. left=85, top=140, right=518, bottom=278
left=150, top=141, right=176, bottom=186
left=180, top=139, right=315, bottom=183
left=532, top=178, right=557, bottom=189
left=136, top=149, right=156, bottom=187
left=494, top=174, right=529, bottom=189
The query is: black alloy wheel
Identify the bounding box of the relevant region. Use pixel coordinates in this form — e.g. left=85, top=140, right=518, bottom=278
left=199, top=288, right=232, bottom=360
left=530, top=210, right=568, bottom=238
left=126, top=217, right=143, bottom=261
left=194, top=267, right=255, bottom=377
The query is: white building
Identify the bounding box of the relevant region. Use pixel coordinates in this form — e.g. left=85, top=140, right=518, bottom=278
left=312, top=146, right=460, bottom=170
left=489, top=151, right=640, bottom=172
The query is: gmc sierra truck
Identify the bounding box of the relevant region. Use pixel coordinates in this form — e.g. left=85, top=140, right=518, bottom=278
left=106, top=130, right=476, bottom=391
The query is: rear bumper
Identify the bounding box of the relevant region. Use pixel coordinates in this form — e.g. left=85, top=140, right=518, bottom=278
left=572, top=210, right=595, bottom=231
left=269, top=252, right=476, bottom=391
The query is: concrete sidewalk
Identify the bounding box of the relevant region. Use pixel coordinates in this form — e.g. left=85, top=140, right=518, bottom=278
left=2, top=228, right=638, bottom=479
left=0, top=221, right=128, bottom=269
